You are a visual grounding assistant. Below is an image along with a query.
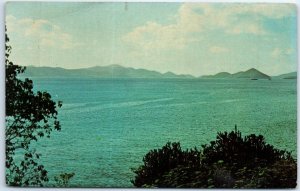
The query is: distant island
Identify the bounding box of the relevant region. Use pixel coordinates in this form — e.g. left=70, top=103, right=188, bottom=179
left=202, top=68, right=297, bottom=80
left=201, top=68, right=271, bottom=80
left=272, top=72, right=297, bottom=79
left=20, top=65, right=296, bottom=80
left=20, top=65, right=194, bottom=79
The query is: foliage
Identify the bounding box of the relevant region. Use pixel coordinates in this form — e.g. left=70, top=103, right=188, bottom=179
left=131, top=142, right=200, bottom=187
left=54, top=172, right=75, bottom=187
left=132, top=127, right=296, bottom=188
left=5, top=30, right=62, bottom=186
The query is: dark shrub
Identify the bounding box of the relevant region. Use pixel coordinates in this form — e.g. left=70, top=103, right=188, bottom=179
left=201, top=128, right=293, bottom=169
left=132, top=127, right=296, bottom=188
left=131, top=142, right=200, bottom=187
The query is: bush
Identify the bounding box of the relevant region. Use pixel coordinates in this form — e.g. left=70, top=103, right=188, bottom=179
left=131, top=142, right=200, bottom=187
left=54, top=172, right=75, bottom=187
left=131, top=127, right=296, bottom=188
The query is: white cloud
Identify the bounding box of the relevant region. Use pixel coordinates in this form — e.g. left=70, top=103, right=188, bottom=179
left=271, top=48, right=282, bottom=58
left=285, top=48, right=294, bottom=55
left=122, top=3, right=294, bottom=52
left=6, top=15, right=80, bottom=50
left=177, top=3, right=294, bottom=35
left=271, top=47, right=294, bottom=58
left=231, top=4, right=295, bottom=19
left=209, top=46, right=229, bottom=53
left=122, top=21, right=198, bottom=50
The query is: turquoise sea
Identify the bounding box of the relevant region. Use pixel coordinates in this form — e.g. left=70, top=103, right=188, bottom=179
left=30, top=78, right=296, bottom=187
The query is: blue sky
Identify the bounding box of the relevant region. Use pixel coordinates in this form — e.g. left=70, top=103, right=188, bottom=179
left=6, top=2, right=297, bottom=76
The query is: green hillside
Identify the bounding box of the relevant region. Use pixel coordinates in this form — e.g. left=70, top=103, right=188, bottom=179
left=20, top=65, right=195, bottom=79
left=202, top=68, right=271, bottom=80
left=273, top=72, right=297, bottom=79
left=232, top=68, right=271, bottom=79
left=202, top=72, right=231, bottom=78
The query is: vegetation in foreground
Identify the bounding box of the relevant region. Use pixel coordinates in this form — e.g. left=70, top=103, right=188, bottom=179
left=5, top=29, right=76, bottom=187
left=131, top=127, right=296, bottom=188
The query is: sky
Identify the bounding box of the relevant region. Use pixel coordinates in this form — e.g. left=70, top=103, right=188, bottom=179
left=5, top=2, right=297, bottom=76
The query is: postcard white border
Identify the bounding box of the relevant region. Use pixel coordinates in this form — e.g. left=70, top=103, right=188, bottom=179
left=0, top=0, right=299, bottom=191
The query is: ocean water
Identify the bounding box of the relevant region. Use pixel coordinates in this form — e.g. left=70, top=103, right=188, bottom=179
left=29, top=78, right=296, bottom=187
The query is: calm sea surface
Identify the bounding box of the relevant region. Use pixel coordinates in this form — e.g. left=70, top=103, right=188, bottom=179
left=29, top=78, right=296, bottom=187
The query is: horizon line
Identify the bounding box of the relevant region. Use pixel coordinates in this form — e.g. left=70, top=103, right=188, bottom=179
left=22, top=64, right=297, bottom=77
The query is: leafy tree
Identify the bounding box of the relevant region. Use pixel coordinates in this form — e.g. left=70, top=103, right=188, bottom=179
left=54, top=172, right=75, bottom=187
left=132, top=127, right=296, bottom=188
left=131, top=142, right=200, bottom=187
left=5, top=30, right=62, bottom=186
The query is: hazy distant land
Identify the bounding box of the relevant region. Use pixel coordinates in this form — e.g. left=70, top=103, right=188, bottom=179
left=201, top=68, right=296, bottom=80
left=20, top=65, right=194, bottom=79
left=20, top=65, right=296, bottom=80
left=272, top=72, right=297, bottom=79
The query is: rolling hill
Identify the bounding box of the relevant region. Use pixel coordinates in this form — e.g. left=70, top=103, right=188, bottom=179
left=273, top=72, right=297, bottom=79
left=20, top=65, right=294, bottom=80
left=201, top=68, right=271, bottom=80
left=20, top=65, right=195, bottom=79
left=202, top=72, right=231, bottom=79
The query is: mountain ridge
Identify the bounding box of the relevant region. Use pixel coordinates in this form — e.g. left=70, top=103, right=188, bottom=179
left=20, top=65, right=296, bottom=80
left=20, top=65, right=195, bottom=79
left=273, top=72, right=297, bottom=79
left=202, top=68, right=271, bottom=80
